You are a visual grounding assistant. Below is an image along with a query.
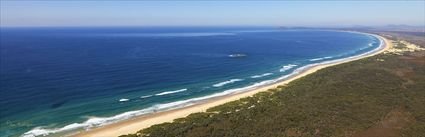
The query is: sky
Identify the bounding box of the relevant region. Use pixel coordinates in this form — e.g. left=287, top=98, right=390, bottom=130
left=1, top=1, right=424, bottom=27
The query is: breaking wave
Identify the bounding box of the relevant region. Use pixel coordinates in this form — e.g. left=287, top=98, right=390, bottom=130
left=212, top=79, right=244, bottom=87
left=279, top=64, right=297, bottom=72
left=155, top=89, right=188, bottom=96
left=140, top=95, right=153, bottom=99
left=309, top=56, right=332, bottom=61
left=250, top=73, right=273, bottom=78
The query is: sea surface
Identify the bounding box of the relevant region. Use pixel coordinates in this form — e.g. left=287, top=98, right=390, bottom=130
left=0, top=27, right=381, bottom=137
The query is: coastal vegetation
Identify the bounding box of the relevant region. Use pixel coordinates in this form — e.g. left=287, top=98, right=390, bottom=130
left=121, top=33, right=424, bottom=137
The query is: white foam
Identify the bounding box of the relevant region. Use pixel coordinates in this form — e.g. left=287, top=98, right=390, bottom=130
left=22, top=32, right=385, bottom=137
left=22, top=107, right=157, bottom=137
left=250, top=73, right=273, bottom=78
left=212, top=79, right=243, bottom=87
left=368, top=42, right=378, bottom=47
left=279, top=64, right=297, bottom=72
left=119, top=99, right=129, bottom=102
left=140, top=95, right=153, bottom=99
left=309, top=56, right=332, bottom=61
left=155, top=89, right=187, bottom=96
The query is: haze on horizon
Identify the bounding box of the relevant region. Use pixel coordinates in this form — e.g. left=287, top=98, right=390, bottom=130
left=0, top=1, right=424, bottom=27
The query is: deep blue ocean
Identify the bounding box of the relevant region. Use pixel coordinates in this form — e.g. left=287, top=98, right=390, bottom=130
left=0, top=27, right=381, bottom=137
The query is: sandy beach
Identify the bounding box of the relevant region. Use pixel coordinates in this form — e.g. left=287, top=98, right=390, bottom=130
left=74, top=33, right=391, bottom=137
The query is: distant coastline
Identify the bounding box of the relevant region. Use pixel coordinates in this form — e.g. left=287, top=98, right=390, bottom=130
left=72, top=33, right=390, bottom=137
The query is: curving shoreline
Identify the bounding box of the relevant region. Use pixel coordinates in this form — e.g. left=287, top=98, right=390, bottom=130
left=72, top=33, right=391, bottom=137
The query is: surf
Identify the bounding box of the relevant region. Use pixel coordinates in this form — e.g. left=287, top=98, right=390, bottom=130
left=212, top=79, right=244, bottom=87
left=155, top=89, right=188, bottom=96
left=250, top=73, right=273, bottom=78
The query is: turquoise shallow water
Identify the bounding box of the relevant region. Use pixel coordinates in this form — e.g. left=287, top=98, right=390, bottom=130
left=0, top=27, right=381, bottom=137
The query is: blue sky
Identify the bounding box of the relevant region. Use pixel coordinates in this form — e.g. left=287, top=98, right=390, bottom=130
left=1, top=1, right=424, bottom=27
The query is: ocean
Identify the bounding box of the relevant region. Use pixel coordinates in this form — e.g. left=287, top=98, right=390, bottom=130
left=0, top=27, right=381, bottom=137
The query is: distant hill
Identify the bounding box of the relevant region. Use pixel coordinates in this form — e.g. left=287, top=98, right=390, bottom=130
left=279, top=25, right=425, bottom=33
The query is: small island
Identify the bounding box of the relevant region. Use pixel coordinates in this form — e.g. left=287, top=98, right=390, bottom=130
left=228, top=53, right=247, bottom=58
